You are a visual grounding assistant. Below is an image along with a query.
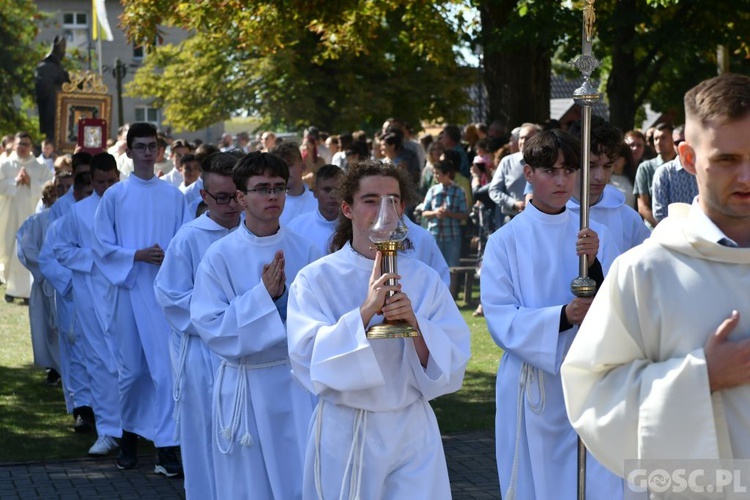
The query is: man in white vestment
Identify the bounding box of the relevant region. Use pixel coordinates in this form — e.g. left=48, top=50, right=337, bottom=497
left=93, top=122, right=190, bottom=476
left=0, top=132, right=53, bottom=301
left=54, top=155, right=122, bottom=456
left=480, top=130, right=621, bottom=500
left=287, top=164, right=343, bottom=254
left=562, top=74, right=750, bottom=491
left=287, top=160, right=470, bottom=500
left=270, top=142, right=318, bottom=224
left=154, top=153, right=242, bottom=500
left=566, top=117, right=651, bottom=254
left=190, top=151, right=320, bottom=500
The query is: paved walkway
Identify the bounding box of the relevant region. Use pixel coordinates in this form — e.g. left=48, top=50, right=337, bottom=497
left=0, top=431, right=499, bottom=499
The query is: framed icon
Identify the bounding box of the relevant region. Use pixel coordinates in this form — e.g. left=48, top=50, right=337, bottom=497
left=77, top=118, right=107, bottom=154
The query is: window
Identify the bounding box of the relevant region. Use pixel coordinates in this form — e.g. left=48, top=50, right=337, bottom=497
left=62, top=11, right=89, bottom=53
left=134, top=107, right=161, bottom=127
left=133, top=37, right=159, bottom=61
left=63, top=12, right=88, bottom=27
left=133, top=42, right=145, bottom=61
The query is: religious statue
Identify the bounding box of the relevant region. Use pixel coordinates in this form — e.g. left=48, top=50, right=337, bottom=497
left=35, top=36, right=70, bottom=141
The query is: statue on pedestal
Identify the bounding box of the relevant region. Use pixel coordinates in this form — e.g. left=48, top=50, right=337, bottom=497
left=35, top=36, right=70, bottom=141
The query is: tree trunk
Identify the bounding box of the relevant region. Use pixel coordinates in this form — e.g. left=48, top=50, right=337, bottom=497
left=605, top=0, right=638, bottom=131
left=479, top=2, right=551, bottom=135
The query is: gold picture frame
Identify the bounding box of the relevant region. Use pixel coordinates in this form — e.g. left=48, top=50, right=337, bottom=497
left=55, top=93, right=112, bottom=154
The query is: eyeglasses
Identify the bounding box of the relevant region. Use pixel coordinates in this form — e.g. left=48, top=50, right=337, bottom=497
left=204, top=190, right=238, bottom=205
left=243, top=186, right=288, bottom=196
left=132, top=143, right=158, bottom=153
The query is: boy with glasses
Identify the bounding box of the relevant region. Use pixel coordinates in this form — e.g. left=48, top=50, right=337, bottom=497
left=190, top=151, right=320, bottom=499
left=93, top=122, right=191, bottom=476
left=155, top=152, right=242, bottom=499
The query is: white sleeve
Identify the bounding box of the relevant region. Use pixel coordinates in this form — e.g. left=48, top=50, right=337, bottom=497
left=154, top=235, right=198, bottom=335
left=53, top=213, right=93, bottom=274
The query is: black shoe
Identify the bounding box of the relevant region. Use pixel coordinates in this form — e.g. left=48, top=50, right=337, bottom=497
left=4, top=294, right=13, bottom=303
left=154, top=446, right=183, bottom=478
left=72, top=406, right=95, bottom=433
left=116, top=431, right=139, bottom=470
left=45, top=369, right=61, bottom=386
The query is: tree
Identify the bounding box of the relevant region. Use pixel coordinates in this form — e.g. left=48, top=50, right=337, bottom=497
left=0, top=0, right=45, bottom=135
left=473, top=1, right=578, bottom=133
left=555, top=0, right=750, bottom=131
left=122, top=0, right=472, bottom=133
left=122, top=0, right=750, bottom=136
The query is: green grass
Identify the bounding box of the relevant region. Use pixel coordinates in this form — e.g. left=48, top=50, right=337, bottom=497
left=0, top=284, right=94, bottom=463
left=0, top=285, right=500, bottom=463
left=431, top=303, right=502, bottom=433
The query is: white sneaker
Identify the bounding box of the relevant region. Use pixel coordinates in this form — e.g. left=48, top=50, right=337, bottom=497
left=88, top=435, right=118, bottom=456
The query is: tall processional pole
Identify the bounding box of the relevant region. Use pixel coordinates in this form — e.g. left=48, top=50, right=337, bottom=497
left=570, top=1, right=600, bottom=499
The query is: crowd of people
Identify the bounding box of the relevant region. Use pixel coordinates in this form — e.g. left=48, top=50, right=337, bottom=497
left=0, top=72, right=747, bottom=499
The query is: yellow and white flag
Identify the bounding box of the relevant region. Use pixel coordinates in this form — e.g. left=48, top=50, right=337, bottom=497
left=92, top=0, right=114, bottom=41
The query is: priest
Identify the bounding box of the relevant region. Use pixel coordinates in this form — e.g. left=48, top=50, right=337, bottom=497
left=562, top=73, right=750, bottom=482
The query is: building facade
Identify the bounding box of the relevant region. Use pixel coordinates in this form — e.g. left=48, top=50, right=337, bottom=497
left=35, top=0, right=223, bottom=144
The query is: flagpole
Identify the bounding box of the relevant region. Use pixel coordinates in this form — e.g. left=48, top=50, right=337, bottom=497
left=98, top=37, right=103, bottom=75
left=570, top=1, right=601, bottom=499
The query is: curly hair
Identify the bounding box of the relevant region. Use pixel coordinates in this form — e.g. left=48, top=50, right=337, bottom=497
left=329, top=159, right=416, bottom=253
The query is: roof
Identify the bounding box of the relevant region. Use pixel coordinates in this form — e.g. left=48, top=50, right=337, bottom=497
left=550, top=75, right=609, bottom=120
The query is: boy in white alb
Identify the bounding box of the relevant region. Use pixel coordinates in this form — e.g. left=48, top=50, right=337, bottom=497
left=565, top=117, right=650, bottom=253
left=480, top=129, right=621, bottom=499
left=93, top=122, right=191, bottom=475
left=40, top=174, right=95, bottom=432
left=54, top=156, right=122, bottom=455
left=154, top=153, right=242, bottom=500
left=190, top=151, right=319, bottom=499
left=287, top=160, right=470, bottom=499
left=287, top=164, right=343, bottom=254
left=17, top=183, right=60, bottom=382
left=270, top=141, right=317, bottom=224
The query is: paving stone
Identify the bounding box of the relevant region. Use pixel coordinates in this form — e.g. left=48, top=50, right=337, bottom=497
left=0, top=431, right=497, bottom=498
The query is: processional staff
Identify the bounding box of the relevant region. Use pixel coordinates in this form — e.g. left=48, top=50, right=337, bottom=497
left=570, top=1, right=601, bottom=499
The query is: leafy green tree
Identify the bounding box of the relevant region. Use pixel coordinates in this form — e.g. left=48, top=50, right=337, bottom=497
left=555, top=0, right=750, bottom=131
left=123, top=0, right=750, bottom=136
left=473, top=0, right=577, bottom=132
left=0, top=0, right=45, bottom=135
left=122, top=1, right=472, bottom=133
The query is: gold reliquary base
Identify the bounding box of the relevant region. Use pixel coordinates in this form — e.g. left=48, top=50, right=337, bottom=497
left=366, top=320, right=420, bottom=339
